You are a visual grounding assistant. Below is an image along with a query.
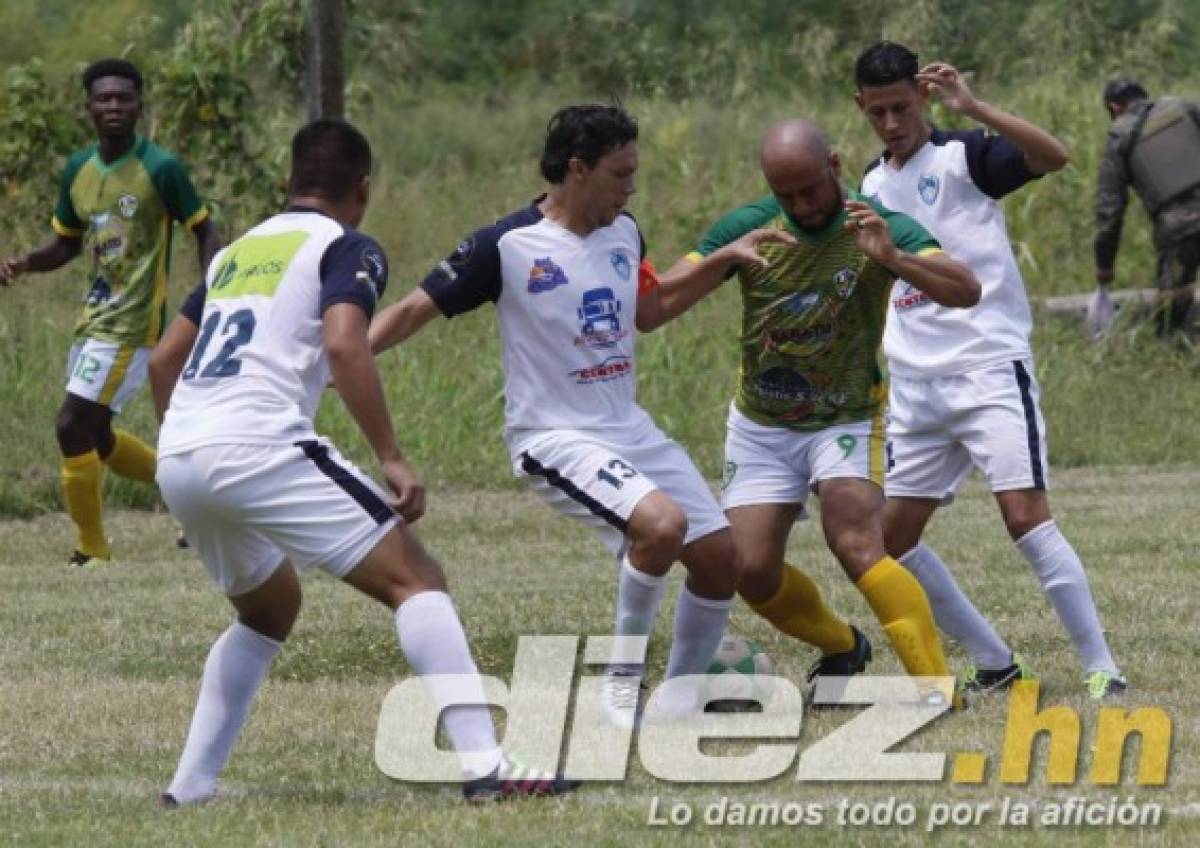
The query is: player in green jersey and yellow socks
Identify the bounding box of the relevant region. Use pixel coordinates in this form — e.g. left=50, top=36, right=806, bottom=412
left=646, top=119, right=979, bottom=702
left=0, top=58, right=221, bottom=567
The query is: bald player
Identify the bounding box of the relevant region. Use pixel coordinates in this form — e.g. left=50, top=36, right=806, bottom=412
left=648, top=119, right=980, bottom=695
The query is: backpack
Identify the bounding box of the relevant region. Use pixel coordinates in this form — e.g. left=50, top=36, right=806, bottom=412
left=1123, top=97, right=1200, bottom=214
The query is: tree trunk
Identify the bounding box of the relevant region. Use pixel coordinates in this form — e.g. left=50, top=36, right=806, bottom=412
left=305, top=0, right=345, bottom=121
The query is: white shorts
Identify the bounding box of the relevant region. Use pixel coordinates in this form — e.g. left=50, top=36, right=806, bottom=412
left=886, top=359, right=1050, bottom=499
left=65, top=339, right=151, bottom=412
left=721, top=404, right=886, bottom=510
left=512, top=421, right=729, bottom=557
left=157, top=438, right=399, bottom=596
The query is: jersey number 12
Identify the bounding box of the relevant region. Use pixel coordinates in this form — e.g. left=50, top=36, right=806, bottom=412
left=182, top=308, right=257, bottom=380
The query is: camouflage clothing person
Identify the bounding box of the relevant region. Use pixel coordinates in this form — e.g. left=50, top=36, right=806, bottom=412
left=1095, top=76, right=1200, bottom=335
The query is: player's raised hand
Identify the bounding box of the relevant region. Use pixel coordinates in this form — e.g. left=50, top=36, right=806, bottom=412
left=916, top=63, right=978, bottom=115
left=844, top=200, right=898, bottom=267
left=719, top=227, right=798, bottom=269
left=382, top=456, right=426, bottom=524
left=0, top=255, right=27, bottom=286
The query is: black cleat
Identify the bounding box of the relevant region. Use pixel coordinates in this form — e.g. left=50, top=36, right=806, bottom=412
left=462, top=757, right=580, bottom=804
left=806, top=625, right=872, bottom=706
left=962, top=653, right=1034, bottom=694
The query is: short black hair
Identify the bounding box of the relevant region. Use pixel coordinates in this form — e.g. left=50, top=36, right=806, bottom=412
left=290, top=119, right=372, bottom=201
left=539, top=104, right=638, bottom=184
left=82, top=58, right=143, bottom=95
left=1103, top=76, right=1149, bottom=108
left=854, top=41, right=919, bottom=89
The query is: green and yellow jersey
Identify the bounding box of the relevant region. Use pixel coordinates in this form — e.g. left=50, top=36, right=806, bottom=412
left=52, top=135, right=208, bottom=347
left=689, top=189, right=940, bottom=431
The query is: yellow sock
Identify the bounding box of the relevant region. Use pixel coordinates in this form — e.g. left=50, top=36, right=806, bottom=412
left=102, top=429, right=157, bottom=484
left=855, top=557, right=951, bottom=679
left=61, top=451, right=108, bottom=558
left=749, top=563, right=856, bottom=653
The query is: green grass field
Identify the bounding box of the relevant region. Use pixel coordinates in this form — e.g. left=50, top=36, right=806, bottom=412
left=1, top=467, right=1196, bottom=846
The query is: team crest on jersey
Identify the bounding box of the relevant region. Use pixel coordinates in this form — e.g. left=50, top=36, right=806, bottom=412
left=833, top=267, right=858, bottom=299
left=574, top=286, right=626, bottom=348
left=610, top=250, right=631, bottom=281
left=918, top=174, right=940, bottom=205
left=528, top=257, right=569, bottom=293
left=117, top=193, right=138, bottom=219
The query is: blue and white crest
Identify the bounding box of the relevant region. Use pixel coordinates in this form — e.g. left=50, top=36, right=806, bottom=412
left=610, top=250, right=631, bottom=281
left=918, top=174, right=940, bottom=205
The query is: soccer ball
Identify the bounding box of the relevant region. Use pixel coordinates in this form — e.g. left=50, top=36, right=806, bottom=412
left=704, top=635, right=774, bottom=712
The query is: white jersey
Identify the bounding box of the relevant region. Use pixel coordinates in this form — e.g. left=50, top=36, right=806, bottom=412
left=158, top=207, right=388, bottom=457
left=861, top=128, right=1040, bottom=378
left=420, top=199, right=652, bottom=452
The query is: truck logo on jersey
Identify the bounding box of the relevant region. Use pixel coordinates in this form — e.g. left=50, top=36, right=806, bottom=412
left=918, top=174, right=940, bottom=205
left=528, top=257, right=569, bottom=293
left=833, top=267, right=858, bottom=299
left=569, top=355, right=633, bottom=384
left=574, top=287, right=627, bottom=348
left=117, top=193, right=138, bottom=219
left=610, top=250, right=631, bottom=281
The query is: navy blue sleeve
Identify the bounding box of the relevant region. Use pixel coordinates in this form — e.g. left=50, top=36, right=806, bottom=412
left=954, top=128, right=1040, bottom=199
left=318, top=231, right=388, bottom=318
left=179, top=280, right=207, bottom=325
left=419, top=224, right=503, bottom=318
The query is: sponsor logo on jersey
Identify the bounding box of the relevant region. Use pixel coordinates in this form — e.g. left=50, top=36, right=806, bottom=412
left=893, top=281, right=932, bottom=311
left=918, top=174, right=940, bottom=205
left=753, top=367, right=816, bottom=403
left=117, top=193, right=138, bottom=219
left=574, top=286, right=627, bottom=348
left=528, top=256, right=569, bottom=293
left=569, top=354, right=633, bottom=384
left=762, top=323, right=836, bottom=354
left=89, top=212, right=127, bottom=266
left=833, top=267, right=858, bottom=299
left=610, top=250, right=631, bottom=281
left=778, top=291, right=823, bottom=316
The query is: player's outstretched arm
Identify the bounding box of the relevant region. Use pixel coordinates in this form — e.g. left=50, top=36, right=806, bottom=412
left=0, top=234, right=81, bottom=286
left=845, top=201, right=980, bottom=308
left=326, top=302, right=425, bottom=523
left=638, top=228, right=796, bottom=332
left=149, top=314, right=201, bottom=423
left=918, top=62, right=1068, bottom=175
left=368, top=287, right=441, bottom=355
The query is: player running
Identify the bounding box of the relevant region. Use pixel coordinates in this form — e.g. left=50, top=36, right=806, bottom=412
left=0, top=58, right=221, bottom=567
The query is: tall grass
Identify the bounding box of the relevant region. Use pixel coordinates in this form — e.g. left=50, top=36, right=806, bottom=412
left=1, top=80, right=1196, bottom=517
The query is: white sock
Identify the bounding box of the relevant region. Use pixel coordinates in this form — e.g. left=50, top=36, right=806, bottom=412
left=613, top=554, right=667, bottom=669
left=1016, top=520, right=1120, bottom=676
left=664, top=584, right=732, bottom=680
left=900, top=544, right=1013, bottom=670
left=167, top=621, right=282, bottom=804
left=395, top=591, right=502, bottom=779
